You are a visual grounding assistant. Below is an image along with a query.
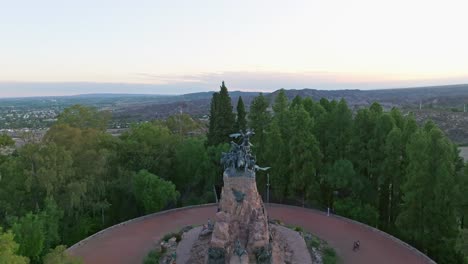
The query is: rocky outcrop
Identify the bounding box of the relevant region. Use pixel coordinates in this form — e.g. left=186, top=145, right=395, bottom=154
left=208, top=172, right=270, bottom=263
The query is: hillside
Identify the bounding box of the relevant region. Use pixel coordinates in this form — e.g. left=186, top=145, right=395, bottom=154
left=2, top=84, right=468, bottom=143
left=110, top=84, right=468, bottom=143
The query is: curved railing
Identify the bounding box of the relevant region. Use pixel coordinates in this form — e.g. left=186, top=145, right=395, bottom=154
left=267, top=203, right=437, bottom=264
left=68, top=203, right=437, bottom=264
left=68, top=203, right=217, bottom=251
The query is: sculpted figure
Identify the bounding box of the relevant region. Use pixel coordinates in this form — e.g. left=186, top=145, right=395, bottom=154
left=220, top=129, right=270, bottom=175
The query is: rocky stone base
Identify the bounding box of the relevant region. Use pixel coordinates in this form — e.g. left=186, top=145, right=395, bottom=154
left=178, top=224, right=312, bottom=264
left=209, top=174, right=270, bottom=262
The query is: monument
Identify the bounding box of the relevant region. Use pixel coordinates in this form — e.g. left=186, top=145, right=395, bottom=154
left=186, top=129, right=306, bottom=264
left=208, top=130, right=271, bottom=263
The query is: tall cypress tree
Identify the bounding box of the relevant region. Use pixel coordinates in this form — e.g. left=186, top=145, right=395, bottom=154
left=236, top=96, right=247, bottom=132
left=207, top=92, right=219, bottom=146
left=248, top=93, right=271, bottom=163
left=207, top=81, right=235, bottom=146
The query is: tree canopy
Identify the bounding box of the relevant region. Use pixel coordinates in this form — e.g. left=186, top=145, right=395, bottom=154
left=0, top=86, right=466, bottom=263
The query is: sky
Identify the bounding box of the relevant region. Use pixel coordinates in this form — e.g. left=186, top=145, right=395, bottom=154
left=1, top=0, right=467, bottom=97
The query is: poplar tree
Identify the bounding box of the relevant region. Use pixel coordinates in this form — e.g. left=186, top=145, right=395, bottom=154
left=397, top=124, right=461, bottom=263
left=207, top=81, right=235, bottom=146
left=248, top=93, right=271, bottom=164
left=236, top=96, right=247, bottom=132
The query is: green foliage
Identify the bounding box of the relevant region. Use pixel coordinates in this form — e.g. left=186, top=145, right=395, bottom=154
left=143, top=249, right=162, bottom=264
left=236, top=96, right=247, bottom=132
left=12, top=213, right=45, bottom=262
left=0, top=228, right=29, bottom=264
left=163, top=114, right=200, bottom=136
left=288, top=104, right=322, bottom=204
left=173, top=138, right=217, bottom=205
left=334, top=198, right=379, bottom=227
left=248, top=93, right=271, bottom=189
left=322, top=247, right=338, bottom=264
left=56, top=105, right=110, bottom=131
left=207, top=81, right=235, bottom=146
left=397, top=125, right=461, bottom=262
left=307, top=236, right=320, bottom=249
left=0, top=134, right=14, bottom=147
left=272, top=89, right=289, bottom=114
left=293, top=226, right=303, bottom=232
left=1, top=98, right=467, bottom=263
left=133, top=170, right=179, bottom=214
left=42, top=246, right=82, bottom=264
left=119, top=123, right=175, bottom=176
left=161, top=232, right=182, bottom=243
left=40, top=198, right=63, bottom=251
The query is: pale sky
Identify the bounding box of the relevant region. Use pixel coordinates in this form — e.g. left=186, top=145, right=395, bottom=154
left=1, top=0, right=468, bottom=97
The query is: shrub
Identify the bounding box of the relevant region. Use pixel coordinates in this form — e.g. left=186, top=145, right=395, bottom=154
left=294, top=226, right=303, bottom=232
left=322, top=246, right=338, bottom=264
left=143, top=250, right=161, bottom=264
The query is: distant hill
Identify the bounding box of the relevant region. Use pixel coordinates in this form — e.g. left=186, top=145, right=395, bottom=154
left=113, top=84, right=468, bottom=119
left=2, top=84, right=468, bottom=143
left=268, top=84, right=468, bottom=109
left=112, top=84, right=468, bottom=144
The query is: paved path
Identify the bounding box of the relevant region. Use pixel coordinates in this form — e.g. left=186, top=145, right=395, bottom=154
left=68, top=204, right=435, bottom=264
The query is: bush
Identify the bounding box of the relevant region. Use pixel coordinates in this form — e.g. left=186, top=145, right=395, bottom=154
left=43, top=245, right=82, bottom=264
left=294, top=226, right=303, bottom=232
left=161, top=231, right=182, bottom=243
left=307, top=237, right=320, bottom=249
left=322, top=246, right=338, bottom=264
left=143, top=250, right=161, bottom=264
left=162, top=233, right=176, bottom=242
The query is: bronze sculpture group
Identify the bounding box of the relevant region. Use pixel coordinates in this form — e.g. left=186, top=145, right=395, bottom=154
left=221, top=129, right=270, bottom=175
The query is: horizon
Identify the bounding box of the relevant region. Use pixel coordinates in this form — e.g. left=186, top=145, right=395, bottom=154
left=1, top=0, right=468, bottom=97
left=1, top=81, right=468, bottom=99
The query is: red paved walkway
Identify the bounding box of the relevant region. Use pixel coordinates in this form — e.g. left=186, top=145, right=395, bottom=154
left=68, top=204, right=435, bottom=264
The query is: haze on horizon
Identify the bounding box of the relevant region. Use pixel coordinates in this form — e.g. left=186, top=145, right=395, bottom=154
left=1, top=0, right=468, bottom=98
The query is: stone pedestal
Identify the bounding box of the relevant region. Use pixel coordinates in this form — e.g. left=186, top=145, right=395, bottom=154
left=208, top=171, right=270, bottom=263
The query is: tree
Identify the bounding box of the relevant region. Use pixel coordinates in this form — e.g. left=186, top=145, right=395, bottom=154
left=236, top=96, right=247, bottom=132
left=55, top=105, right=110, bottom=131
left=288, top=105, right=322, bottom=205
left=12, top=213, right=45, bottom=262
left=133, top=170, right=179, bottom=214
left=264, top=120, right=288, bottom=201
left=40, top=198, right=63, bottom=251
left=42, top=246, right=82, bottom=264
left=248, top=93, right=271, bottom=166
left=0, top=134, right=14, bottom=147
left=0, top=228, right=29, bottom=264
left=119, top=123, right=175, bottom=178
left=381, top=127, right=404, bottom=230
left=164, top=114, right=200, bottom=136
left=173, top=138, right=214, bottom=205
left=207, top=92, right=220, bottom=146
left=263, top=90, right=292, bottom=202
left=397, top=125, right=461, bottom=263
left=324, top=159, right=361, bottom=205
left=0, top=156, right=30, bottom=225
left=458, top=164, right=468, bottom=230
left=207, top=82, right=235, bottom=145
